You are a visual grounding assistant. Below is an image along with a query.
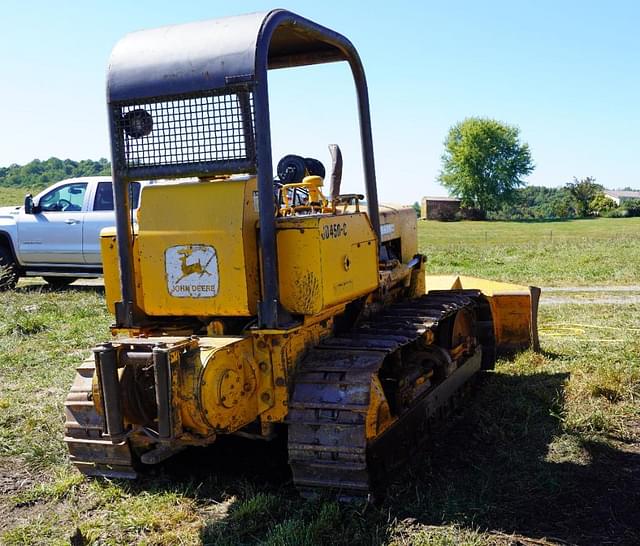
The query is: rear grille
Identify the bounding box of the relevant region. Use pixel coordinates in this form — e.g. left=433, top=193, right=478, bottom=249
left=114, top=88, right=256, bottom=172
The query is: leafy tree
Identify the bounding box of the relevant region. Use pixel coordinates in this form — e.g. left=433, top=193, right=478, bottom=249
left=589, top=192, right=617, bottom=215
left=565, top=176, right=602, bottom=217
left=438, top=117, right=534, bottom=217
left=487, top=184, right=583, bottom=220
left=412, top=201, right=421, bottom=217
left=549, top=192, right=576, bottom=219
left=621, top=198, right=640, bottom=217
left=0, top=158, right=111, bottom=191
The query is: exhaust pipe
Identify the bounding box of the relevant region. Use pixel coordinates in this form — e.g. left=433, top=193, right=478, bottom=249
left=328, top=144, right=343, bottom=200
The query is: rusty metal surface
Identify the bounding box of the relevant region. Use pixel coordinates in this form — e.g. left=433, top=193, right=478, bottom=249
left=287, top=292, right=485, bottom=500
left=65, top=337, right=201, bottom=479
left=64, top=359, right=137, bottom=479
left=94, top=344, right=125, bottom=439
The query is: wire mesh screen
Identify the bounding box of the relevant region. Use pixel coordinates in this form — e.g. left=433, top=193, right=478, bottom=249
left=115, top=89, right=255, bottom=171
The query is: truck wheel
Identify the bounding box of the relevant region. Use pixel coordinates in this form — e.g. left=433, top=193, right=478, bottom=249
left=43, top=276, right=77, bottom=289
left=0, top=246, right=19, bottom=290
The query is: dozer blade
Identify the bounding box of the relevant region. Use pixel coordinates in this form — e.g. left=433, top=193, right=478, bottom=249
left=425, top=275, right=541, bottom=354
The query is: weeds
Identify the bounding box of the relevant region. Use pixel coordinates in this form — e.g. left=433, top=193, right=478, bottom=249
left=0, top=220, right=639, bottom=543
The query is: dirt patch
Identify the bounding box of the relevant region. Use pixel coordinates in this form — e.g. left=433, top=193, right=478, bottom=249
left=0, top=460, right=83, bottom=536
left=542, top=295, right=640, bottom=305
left=0, top=459, right=39, bottom=530
left=541, top=285, right=640, bottom=305
left=543, top=286, right=640, bottom=293
left=0, top=459, right=36, bottom=498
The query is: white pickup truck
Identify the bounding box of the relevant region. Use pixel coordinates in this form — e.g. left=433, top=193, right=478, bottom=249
left=0, top=176, right=141, bottom=289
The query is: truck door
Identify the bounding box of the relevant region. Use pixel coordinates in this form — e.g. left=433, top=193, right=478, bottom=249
left=17, top=182, right=88, bottom=264
left=82, top=181, right=141, bottom=264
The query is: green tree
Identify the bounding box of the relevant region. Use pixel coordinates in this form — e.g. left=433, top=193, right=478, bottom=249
left=494, top=185, right=576, bottom=220
left=589, top=192, right=617, bottom=215
left=549, top=192, right=576, bottom=218
left=438, top=117, right=534, bottom=217
left=0, top=158, right=111, bottom=191
left=621, top=198, right=640, bottom=217
left=565, top=176, right=602, bottom=217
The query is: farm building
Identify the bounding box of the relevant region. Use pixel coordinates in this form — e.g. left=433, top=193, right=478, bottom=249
left=604, top=190, right=640, bottom=205
left=421, top=196, right=461, bottom=220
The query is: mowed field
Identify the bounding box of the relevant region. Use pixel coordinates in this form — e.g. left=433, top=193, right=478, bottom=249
left=1, top=216, right=639, bottom=545
left=420, top=217, right=640, bottom=286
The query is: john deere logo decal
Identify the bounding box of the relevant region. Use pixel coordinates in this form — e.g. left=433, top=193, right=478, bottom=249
left=166, top=245, right=218, bottom=298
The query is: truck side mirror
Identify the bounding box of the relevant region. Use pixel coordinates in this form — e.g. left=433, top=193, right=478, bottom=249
left=24, top=194, right=34, bottom=214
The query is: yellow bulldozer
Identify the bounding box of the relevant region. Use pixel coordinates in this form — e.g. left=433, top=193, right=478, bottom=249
left=64, top=9, right=540, bottom=500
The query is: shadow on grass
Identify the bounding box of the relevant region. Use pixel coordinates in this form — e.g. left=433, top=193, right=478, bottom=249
left=384, top=370, right=640, bottom=545
left=118, top=369, right=639, bottom=545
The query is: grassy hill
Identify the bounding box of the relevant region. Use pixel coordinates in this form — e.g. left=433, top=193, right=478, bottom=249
left=0, top=187, right=29, bottom=207
left=0, top=158, right=111, bottom=206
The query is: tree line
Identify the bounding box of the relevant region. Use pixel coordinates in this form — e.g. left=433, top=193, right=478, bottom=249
left=438, top=117, right=639, bottom=220
left=0, top=158, right=110, bottom=190
left=492, top=179, right=640, bottom=220
left=2, top=154, right=637, bottom=221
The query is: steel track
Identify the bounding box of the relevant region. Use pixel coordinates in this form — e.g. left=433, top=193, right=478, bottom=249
left=287, top=293, right=483, bottom=500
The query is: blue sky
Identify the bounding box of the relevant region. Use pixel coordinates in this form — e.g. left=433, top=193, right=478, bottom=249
left=0, top=0, right=638, bottom=203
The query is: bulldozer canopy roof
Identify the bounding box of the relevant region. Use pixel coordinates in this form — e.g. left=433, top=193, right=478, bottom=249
left=107, top=9, right=356, bottom=102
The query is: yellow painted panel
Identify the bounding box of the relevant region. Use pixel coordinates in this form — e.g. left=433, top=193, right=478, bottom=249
left=343, top=203, right=418, bottom=264
left=488, top=294, right=534, bottom=349
left=101, top=228, right=119, bottom=315
left=426, top=274, right=531, bottom=295
left=135, top=178, right=260, bottom=316
left=100, top=227, right=145, bottom=316
left=425, top=274, right=540, bottom=352
left=276, top=212, right=379, bottom=315
left=198, top=336, right=259, bottom=433
left=378, top=205, right=418, bottom=262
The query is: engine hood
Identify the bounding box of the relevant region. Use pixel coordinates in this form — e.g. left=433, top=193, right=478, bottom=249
left=0, top=205, right=20, bottom=220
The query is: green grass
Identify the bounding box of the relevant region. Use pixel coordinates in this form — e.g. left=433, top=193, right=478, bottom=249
left=419, top=217, right=640, bottom=286
left=1, top=216, right=639, bottom=544
left=0, top=286, right=111, bottom=470
left=0, top=187, right=32, bottom=207
left=1, top=295, right=637, bottom=544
